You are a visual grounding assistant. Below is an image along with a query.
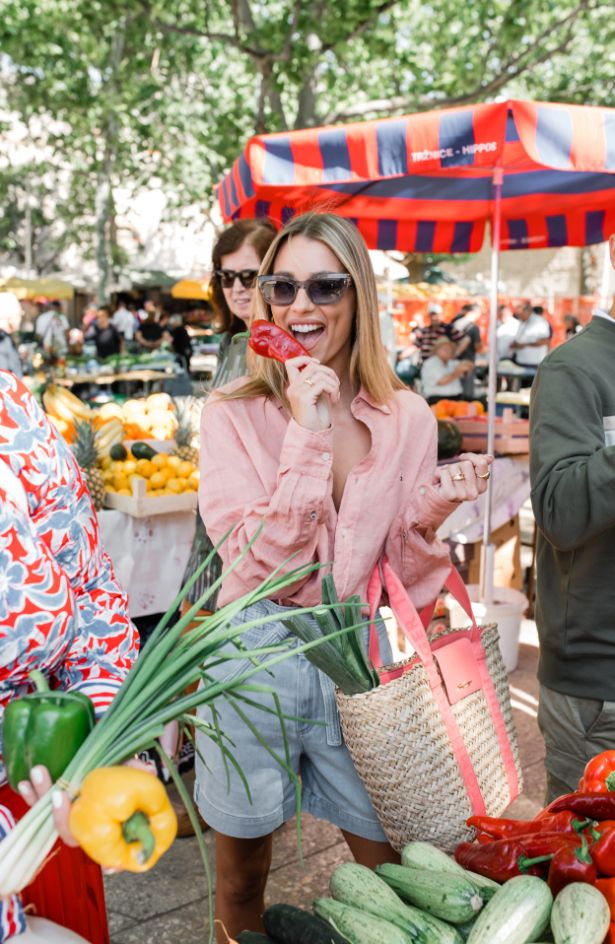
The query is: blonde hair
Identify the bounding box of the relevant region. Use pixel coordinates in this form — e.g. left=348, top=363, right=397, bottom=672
left=221, top=212, right=404, bottom=407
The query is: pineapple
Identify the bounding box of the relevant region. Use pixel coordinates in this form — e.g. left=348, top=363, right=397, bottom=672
left=172, top=399, right=199, bottom=464
left=72, top=419, right=106, bottom=510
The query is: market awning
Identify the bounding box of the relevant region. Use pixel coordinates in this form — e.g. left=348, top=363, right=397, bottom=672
left=170, top=278, right=212, bottom=301
left=216, top=99, right=615, bottom=253
left=0, top=276, right=74, bottom=300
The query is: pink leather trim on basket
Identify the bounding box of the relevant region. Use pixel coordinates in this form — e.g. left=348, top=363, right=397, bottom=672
left=368, top=557, right=487, bottom=816
left=444, top=568, right=521, bottom=801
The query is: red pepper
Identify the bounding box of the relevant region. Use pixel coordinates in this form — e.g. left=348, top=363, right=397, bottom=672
left=454, top=839, right=553, bottom=883
left=588, top=821, right=615, bottom=876
left=546, top=793, right=615, bottom=819
left=595, top=879, right=615, bottom=921
left=604, top=921, right=615, bottom=944
left=468, top=811, right=581, bottom=839
left=519, top=832, right=580, bottom=857
left=547, top=831, right=597, bottom=896
left=578, top=750, right=615, bottom=793
left=248, top=320, right=309, bottom=363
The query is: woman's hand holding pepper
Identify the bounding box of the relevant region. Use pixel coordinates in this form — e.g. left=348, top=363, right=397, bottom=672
left=433, top=452, right=494, bottom=503
left=18, top=765, right=78, bottom=847
left=286, top=356, right=340, bottom=432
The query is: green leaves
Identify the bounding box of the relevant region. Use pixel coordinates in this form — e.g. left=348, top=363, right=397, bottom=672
left=282, top=573, right=380, bottom=695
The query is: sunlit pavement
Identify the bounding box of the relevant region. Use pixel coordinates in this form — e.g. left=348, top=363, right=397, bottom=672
left=103, top=619, right=544, bottom=942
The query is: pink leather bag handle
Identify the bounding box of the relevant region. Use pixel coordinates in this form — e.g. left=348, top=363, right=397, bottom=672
left=367, top=559, right=479, bottom=670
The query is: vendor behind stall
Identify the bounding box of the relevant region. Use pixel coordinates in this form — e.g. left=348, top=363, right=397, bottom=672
left=135, top=308, right=172, bottom=351
left=86, top=306, right=123, bottom=360
left=420, top=336, right=473, bottom=404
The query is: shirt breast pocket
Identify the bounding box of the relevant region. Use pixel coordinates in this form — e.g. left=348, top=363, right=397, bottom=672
left=604, top=416, right=615, bottom=448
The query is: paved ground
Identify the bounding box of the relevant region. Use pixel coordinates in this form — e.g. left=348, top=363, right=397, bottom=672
left=104, top=619, right=545, bottom=943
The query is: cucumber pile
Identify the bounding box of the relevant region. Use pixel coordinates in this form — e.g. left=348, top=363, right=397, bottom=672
left=238, top=842, right=612, bottom=944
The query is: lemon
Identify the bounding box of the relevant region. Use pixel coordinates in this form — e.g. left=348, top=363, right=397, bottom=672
left=151, top=453, right=168, bottom=469
left=135, top=458, right=155, bottom=478
left=166, top=455, right=181, bottom=469
left=123, top=459, right=137, bottom=475
left=149, top=470, right=168, bottom=490
left=165, top=477, right=184, bottom=493
left=101, top=455, right=112, bottom=470
left=177, top=460, right=194, bottom=479
left=117, top=488, right=131, bottom=496
left=113, top=474, right=130, bottom=492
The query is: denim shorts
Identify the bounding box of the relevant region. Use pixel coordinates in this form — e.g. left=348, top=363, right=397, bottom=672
left=194, top=599, right=391, bottom=841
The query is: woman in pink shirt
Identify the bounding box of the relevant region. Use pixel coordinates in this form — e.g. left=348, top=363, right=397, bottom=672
left=197, top=213, right=491, bottom=939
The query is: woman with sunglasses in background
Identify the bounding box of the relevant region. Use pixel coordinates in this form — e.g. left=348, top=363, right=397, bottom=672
left=174, top=220, right=277, bottom=832
left=181, top=218, right=277, bottom=614
left=195, top=212, right=492, bottom=939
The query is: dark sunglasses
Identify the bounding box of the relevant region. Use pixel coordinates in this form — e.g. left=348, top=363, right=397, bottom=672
left=215, top=268, right=259, bottom=289
left=257, top=273, right=353, bottom=306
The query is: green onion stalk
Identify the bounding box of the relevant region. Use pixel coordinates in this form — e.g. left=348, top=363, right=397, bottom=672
left=0, top=529, right=370, bottom=943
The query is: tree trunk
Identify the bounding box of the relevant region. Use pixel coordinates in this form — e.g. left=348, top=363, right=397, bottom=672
left=95, top=27, right=125, bottom=304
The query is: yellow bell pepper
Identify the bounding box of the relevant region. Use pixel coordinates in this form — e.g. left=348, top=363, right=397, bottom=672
left=69, top=766, right=177, bottom=872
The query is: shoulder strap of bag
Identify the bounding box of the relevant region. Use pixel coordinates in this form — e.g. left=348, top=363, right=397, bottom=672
left=0, top=456, right=28, bottom=515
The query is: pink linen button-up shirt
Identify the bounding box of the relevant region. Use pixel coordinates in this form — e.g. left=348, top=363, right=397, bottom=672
left=199, top=381, right=458, bottom=611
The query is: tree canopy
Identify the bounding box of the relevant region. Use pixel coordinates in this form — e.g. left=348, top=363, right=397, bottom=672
left=0, top=0, right=613, bottom=292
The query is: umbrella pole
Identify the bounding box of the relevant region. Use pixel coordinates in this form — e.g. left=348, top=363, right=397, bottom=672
left=479, top=167, right=504, bottom=605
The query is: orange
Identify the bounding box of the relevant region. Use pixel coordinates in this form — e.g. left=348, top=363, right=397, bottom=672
left=135, top=459, right=155, bottom=478
left=151, top=453, right=168, bottom=469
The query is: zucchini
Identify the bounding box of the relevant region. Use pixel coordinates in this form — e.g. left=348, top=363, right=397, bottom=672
left=130, top=441, right=157, bottom=460
left=401, top=842, right=500, bottom=901
left=263, top=903, right=350, bottom=944
left=550, top=882, right=610, bottom=944
left=466, top=875, right=552, bottom=944
left=236, top=934, right=276, bottom=943
left=329, top=863, right=462, bottom=944
left=376, top=864, right=484, bottom=924
left=313, top=898, right=413, bottom=944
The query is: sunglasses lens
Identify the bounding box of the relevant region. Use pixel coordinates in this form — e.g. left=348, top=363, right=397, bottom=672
left=310, top=278, right=348, bottom=305
left=218, top=270, right=257, bottom=288
left=238, top=270, right=257, bottom=288
left=261, top=279, right=296, bottom=305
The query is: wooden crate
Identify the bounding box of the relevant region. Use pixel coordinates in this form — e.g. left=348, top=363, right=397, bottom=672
left=455, top=409, right=529, bottom=455
left=104, top=474, right=197, bottom=518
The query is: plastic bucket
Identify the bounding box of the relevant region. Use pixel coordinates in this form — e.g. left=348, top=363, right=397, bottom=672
left=446, top=585, right=528, bottom=673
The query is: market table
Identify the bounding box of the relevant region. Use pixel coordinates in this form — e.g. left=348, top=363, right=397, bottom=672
left=56, top=369, right=176, bottom=394
left=99, top=508, right=196, bottom=618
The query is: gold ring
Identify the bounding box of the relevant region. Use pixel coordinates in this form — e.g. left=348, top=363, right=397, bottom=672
left=476, top=470, right=491, bottom=480
left=452, top=471, right=465, bottom=482
left=304, top=377, right=314, bottom=386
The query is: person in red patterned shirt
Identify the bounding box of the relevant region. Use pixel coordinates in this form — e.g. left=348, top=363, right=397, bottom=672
left=0, top=370, right=139, bottom=943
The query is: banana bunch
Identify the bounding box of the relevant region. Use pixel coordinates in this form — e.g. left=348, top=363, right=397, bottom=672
left=42, top=384, right=91, bottom=423
left=94, top=418, right=124, bottom=453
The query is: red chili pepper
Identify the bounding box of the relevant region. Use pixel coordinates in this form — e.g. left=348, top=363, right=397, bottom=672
left=248, top=320, right=309, bottom=363
left=588, top=821, right=615, bottom=876
left=468, top=811, right=581, bottom=839
left=546, top=793, right=615, bottom=819
left=578, top=751, right=615, bottom=793
left=454, top=839, right=553, bottom=883
left=547, top=831, right=597, bottom=896
left=519, top=832, right=580, bottom=857
left=595, top=879, right=615, bottom=921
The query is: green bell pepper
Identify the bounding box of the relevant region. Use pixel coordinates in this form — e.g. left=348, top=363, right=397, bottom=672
left=3, top=670, right=95, bottom=790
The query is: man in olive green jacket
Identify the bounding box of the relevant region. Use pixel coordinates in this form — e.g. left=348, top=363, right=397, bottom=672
left=530, top=233, right=615, bottom=802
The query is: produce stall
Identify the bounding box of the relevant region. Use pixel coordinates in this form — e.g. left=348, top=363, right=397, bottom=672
left=41, top=384, right=201, bottom=619
left=98, top=509, right=196, bottom=618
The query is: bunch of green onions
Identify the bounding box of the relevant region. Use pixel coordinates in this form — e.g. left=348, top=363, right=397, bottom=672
left=0, top=532, right=369, bottom=942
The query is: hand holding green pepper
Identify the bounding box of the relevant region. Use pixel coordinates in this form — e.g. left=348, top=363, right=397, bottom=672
left=3, top=670, right=95, bottom=791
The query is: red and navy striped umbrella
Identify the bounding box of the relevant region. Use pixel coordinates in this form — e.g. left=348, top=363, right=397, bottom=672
left=217, top=99, right=615, bottom=252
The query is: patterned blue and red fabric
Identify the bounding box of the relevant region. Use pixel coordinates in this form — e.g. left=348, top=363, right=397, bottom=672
left=217, top=100, right=615, bottom=252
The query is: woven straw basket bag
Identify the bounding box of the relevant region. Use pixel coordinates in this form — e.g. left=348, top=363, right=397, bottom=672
left=335, top=558, right=523, bottom=853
